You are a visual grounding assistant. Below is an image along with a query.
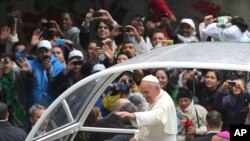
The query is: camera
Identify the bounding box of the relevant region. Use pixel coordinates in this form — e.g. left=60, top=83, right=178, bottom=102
left=41, top=22, right=52, bottom=30
left=119, top=27, right=130, bottom=33
left=72, top=60, right=83, bottom=66
left=93, top=12, right=102, bottom=17
left=123, top=78, right=133, bottom=84
left=1, top=58, right=8, bottom=64
left=228, top=80, right=236, bottom=87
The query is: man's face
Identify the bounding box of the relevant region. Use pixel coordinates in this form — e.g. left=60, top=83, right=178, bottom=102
left=152, top=32, right=165, bottom=47
left=121, top=43, right=137, bottom=57
left=0, top=57, right=13, bottom=74
left=87, top=42, right=100, bottom=60
left=179, top=23, right=193, bottom=37
left=60, top=13, right=73, bottom=31
left=131, top=19, right=145, bottom=36
left=116, top=54, right=129, bottom=64
left=51, top=47, right=65, bottom=62
left=97, top=22, right=111, bottom=39
left=37, top=48, right=52, bottom=68
left=70, top=58, right=83, bottom=73
left=30, top=109, right=45, bottom=125
left=140, top=81, right=159, bottom=104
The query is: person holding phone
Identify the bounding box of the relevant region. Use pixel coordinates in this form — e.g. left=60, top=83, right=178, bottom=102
left=0, top=53, right=29, bottom=128
left=215, top=79, right=250, bottom=130
left=200, top=15, right=250, bottom=42
left=51, top=49, right=87, bottom=94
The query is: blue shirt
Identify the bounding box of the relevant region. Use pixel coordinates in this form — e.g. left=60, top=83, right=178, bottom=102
left=28, top=55, right=64, bottom=108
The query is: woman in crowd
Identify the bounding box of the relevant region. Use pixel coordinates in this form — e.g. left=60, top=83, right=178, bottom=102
left=196, top=70, right=224, bottom=111
left=215, top=79, right=250, bottom=130
left=176, top=88, right=208, bottom=141
left=153, top=68, right=178, bottom=104
left=200, top=15, right=250, bottom=42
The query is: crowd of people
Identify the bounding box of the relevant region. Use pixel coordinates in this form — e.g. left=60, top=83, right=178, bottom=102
left=1, top=0, right=250, bottom=140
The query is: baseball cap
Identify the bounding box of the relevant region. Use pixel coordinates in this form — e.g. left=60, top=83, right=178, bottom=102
left=37, top=40, right=52, bottom=50
left=180, top=18, right=196, bottom=29
left=91, top=64, right=106, bottom=74
left=68, top=50, right=84, bottom=60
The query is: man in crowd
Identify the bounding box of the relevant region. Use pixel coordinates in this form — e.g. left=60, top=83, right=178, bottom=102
left=194, top=110, right=223, bottom=141
left=0, top=101, right=27, bottom=141
left=27, top=104, right=46, bottom=134
left=21, top=40, right=64, bottom=108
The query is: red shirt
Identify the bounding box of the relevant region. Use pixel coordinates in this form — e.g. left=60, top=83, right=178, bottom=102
left=149, top=0, right=174, bottom=22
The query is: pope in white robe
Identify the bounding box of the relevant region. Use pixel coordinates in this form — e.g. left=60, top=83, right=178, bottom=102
left=116, top=75, right=177, bottom=141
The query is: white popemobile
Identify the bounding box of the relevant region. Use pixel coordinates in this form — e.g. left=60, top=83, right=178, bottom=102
left=26, top=42, right=250, bottom=141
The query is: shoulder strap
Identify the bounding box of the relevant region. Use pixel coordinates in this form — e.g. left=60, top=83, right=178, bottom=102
left=194, top=105, right=201, bottom=128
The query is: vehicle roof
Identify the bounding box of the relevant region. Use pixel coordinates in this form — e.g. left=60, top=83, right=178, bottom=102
left=26, top=42, right=250, bottom=141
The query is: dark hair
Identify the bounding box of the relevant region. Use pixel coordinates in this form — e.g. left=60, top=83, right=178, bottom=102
left=206, top=110, right=222, bottom=128
left=84, top=106, right=101, bottom=126
left=151, top=28, right=164, bottom=39
left=11, top=41, right=26, bottom=54
left=94, top=20, right=112, bottom=32
left=61, top=10, right=75, bottom=22
left=0, top=53, right=13, bottom=61
left=153, top=68, right=170, bottom=79
left=177, top=87, right=193, bottom=101
left=131, top=15, right=149, bottom=39
left=205, top=70, right=224, bottom=86
left=231, top=16, right=248, bottom=32
left=0, top=102, right=8, bottom=120
left=115, top=52, right=132, bottom=64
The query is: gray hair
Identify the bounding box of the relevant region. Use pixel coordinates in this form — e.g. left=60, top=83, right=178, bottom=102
left=127, top=93, right=148, bottom=111
left=28, top=104, right=46, bottom=118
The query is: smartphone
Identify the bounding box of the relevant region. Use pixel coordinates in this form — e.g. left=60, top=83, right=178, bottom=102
left=119, top=27, right=130, bottom=33
left=41, top=22, right=52, bottom=29
left=55, top=39, right=65, bottom=46
left=162, top=40, right=174, bottom=46
left=93, top=12, right=102, bottom=17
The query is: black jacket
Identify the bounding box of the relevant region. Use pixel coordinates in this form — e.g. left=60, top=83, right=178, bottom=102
left=0, top=121, right=27, bottom=141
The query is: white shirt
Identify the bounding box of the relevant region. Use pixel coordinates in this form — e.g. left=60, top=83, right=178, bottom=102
left=131, top=90, right=177, bottom=141
left=201, top=23, right=250, bottom=42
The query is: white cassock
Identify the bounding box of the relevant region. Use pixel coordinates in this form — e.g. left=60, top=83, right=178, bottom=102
left=131, top=89, right=177, bottom=141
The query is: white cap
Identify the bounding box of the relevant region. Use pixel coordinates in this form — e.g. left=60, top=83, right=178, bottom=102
left=91, top=64, right=106, bottom=73
left=37, top=40, right=52, bottom=50
left=68, top=50, right=83, bottom=60
left=180, top=18, right=196, bottom=29
left=142, top=75, right=159, bottom=83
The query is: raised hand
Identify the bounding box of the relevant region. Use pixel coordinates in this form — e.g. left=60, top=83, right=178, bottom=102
left=30, top=29, right=43, bottom=46
left=0, top=26, right=10, bottom=43
left=16, top=58, right=31, bottom=72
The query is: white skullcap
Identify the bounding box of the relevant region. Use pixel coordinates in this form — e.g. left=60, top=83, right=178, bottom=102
left=142, top=75, right=159, bottom=83
left=68, top=50, right=83, bottom=60
left=180, top=18, right=196, bottom=30
left=37, top=40, right=52, bottom=50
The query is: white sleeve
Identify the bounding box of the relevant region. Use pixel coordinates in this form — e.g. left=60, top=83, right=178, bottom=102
left=7, top=34, right=19, bottom=43
left=201, top=23, right=222, bottom=40
left=134, top=38, right=150, bottom=55
left=133, top=110, right=161, bottom=127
